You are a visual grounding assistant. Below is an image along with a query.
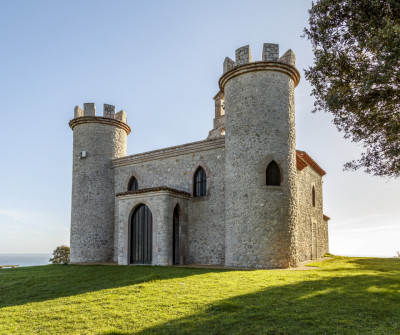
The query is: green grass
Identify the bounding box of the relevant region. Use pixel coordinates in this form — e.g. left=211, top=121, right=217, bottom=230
left=1, top=256, right=400, bottom=334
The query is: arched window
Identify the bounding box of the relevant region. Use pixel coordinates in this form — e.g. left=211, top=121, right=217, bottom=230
left=128, top=176, right=138, bottom=191
left=266, top=161, right=281, bottom=186
left=312, top=186, right=316, bottom=207
left=194, top=167, right=207, bottom=197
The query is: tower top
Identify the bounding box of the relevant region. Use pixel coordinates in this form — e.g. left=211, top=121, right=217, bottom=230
left=219, top=43, right=300, bottom=92
left=223, top=43, right=296, bottom=73
left=69, top=103, right=131, bottom=135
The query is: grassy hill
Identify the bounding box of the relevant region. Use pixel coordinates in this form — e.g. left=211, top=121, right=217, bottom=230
left=0, top=256, right=399, bottom=334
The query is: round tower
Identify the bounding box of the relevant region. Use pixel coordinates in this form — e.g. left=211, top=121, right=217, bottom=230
left=69, top=103, right=130, bottom=263
left=221, top=44, right=300, bottom=268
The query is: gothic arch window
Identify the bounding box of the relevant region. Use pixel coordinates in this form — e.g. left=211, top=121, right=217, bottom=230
left=194, top=167, right=207, bottom=197
left=128, top=176, right=138, bottom=191
left=312, top=186, right=316, bottom=207
left=266, top=161, right=281, bottom=186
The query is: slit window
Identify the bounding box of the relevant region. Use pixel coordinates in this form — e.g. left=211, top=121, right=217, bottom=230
left=266, top=161, right=281, bottom=186
left=312, top=186, right=316, bottom=207
left=194, top=167, right=207, bottom=197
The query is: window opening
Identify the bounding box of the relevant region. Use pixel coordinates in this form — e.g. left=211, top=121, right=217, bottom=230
left=266, top=161, right=281, bottom=186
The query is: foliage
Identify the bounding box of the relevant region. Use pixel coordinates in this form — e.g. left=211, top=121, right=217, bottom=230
left=395, top=251, right=400, bottom=258
left=0, top=257, right=400, bottom=334
left=49, top=245, right=70, bottom=264
left=304, top=0, right=400, bottom=177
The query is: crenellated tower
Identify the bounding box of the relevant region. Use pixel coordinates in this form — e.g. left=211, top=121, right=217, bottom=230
left=69, top=103, right=130, bottom=263
left=221, top=43, right=300, bottom=268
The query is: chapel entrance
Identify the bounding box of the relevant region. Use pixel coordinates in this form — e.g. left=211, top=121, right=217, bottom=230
left=173, top=205, right=180, bottom=265
left=130, top=204, right=152, bottom=264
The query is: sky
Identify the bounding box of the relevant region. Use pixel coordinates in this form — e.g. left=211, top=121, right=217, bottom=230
left=0, top=0, right=399, bottom=257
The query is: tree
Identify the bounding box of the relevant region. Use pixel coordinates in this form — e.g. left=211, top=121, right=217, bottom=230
left=303, top=0, right=400, bottom=177
left=50, top=245, right=70, bottom=264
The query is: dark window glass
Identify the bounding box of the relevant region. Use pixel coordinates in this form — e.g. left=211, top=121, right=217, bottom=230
left=266, top=161, right=281, bottom=186
left=312, top=186, right=316, bottom=207
left=194, top=167, right=207, bottom=197
left=128, top=176, right=138, bottom=191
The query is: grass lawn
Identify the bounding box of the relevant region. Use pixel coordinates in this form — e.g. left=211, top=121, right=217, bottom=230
left=0, top=256, right=399, bottom=334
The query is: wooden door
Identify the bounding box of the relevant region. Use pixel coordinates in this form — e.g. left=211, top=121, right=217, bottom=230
left=130, top=204, right=152, bottom=264
left=173, top=206, right=180, bottom=265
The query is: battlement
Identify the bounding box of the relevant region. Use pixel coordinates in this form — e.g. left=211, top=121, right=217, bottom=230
left=73, top=103, right=127, bottom=123
left=223, top=43, right=296, bottom=73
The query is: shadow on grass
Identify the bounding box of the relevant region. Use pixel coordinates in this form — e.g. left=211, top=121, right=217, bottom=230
left=100, top=272, right=400, bottom=335
left=0, top=264, right=230, bottom=309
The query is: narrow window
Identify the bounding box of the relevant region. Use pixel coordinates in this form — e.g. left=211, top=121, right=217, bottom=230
left=128, top=176, right=138, bottom=191
left=194, top=167, right=207, bottom=197
left=312, top=186, right=316, bottom=207
left=266, top=161, right=281, bottom=186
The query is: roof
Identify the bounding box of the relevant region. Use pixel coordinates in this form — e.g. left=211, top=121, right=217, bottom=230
left=323, top=214, right=331, bottom=222
left=116, top=186, right=190, bottom=197
left=296, top=150, right=326, bottom=176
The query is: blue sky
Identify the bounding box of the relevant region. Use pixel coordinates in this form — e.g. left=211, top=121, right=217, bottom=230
left=0, top=0, right=399, bottom=257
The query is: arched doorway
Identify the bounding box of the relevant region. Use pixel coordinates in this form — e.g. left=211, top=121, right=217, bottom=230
left=173, top=205, right=180, bottom=265
left=130, top=204, right=152, bottom=264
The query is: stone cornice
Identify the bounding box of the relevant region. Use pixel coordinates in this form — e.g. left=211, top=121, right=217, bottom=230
left=116, top=186, right=190, bottom=198
left=69, top=116, right=131, bottom=135
left=219, top=61, right=301, bottom=92
left=112, top=137, right=225, bottom=167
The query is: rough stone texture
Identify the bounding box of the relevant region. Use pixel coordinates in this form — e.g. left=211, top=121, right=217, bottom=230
left=223, top=57, right=236, bottom=73
left=279, top=49, right=296, bottom=66
left=207, top=91, right=226, bottom=140
left=83, top=103, right=96, bottom=116
left=70, top=103, right=127, bottom=263
left=235, top=45, right=252, bottom=65
left=262, top=43, right=279, bottom=61
left=116, top=190, right=189, bottom=266
left=223, top=68, right=298, bottom=268
left=113, top=139, right=226, bottom=265
left=296, top=166, right=325, bottom=261
left=74, top=106, right=83, bottom=118
left=70, top=43, right=330, bottom=268
left=115, top=110, right=127, bottom=123
left=104, top=104, right=115, bottom=118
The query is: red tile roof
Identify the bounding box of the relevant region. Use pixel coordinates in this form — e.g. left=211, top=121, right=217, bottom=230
left=296, top=150, right=326, bottom=176
left=323, top=214, right=331, bottom=221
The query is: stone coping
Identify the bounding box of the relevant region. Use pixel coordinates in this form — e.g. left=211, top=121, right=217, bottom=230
left=113, top=137, right=225, bottom=167
left=69, top=116, right=131, bottom=135
left=116, top=186, right=190, bottom=197
left=219, top=61, right=301, bottom=92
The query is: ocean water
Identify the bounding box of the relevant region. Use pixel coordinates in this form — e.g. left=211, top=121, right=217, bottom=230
left=0, top=254, right=52, bottom=267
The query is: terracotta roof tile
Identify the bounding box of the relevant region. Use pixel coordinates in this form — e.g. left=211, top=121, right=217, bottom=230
left=116, top=186, right=190, bottom=197
left=323, top=214, right=331, bottom=221
left=296, top=150, right=326, bottom=176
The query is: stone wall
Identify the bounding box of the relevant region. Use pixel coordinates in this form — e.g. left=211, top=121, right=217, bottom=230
left=113, top=138, right=226, bottom=265
left=296, top=165, right=328, bottom=261
left=116, top=190, right=189, bottom=266
left=223, top=68, right=298, bottom=268
left=70, top=103, right=129, bottom=263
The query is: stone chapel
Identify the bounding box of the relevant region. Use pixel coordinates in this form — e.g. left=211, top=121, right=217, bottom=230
left=69, top=43, right=330, bottom=268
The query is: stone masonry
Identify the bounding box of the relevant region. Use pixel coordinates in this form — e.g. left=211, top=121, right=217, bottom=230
left=69, top=42, right=330, bottom=268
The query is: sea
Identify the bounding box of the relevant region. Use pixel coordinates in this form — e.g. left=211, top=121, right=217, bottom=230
left=0, top=254, right=52, bottom=268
